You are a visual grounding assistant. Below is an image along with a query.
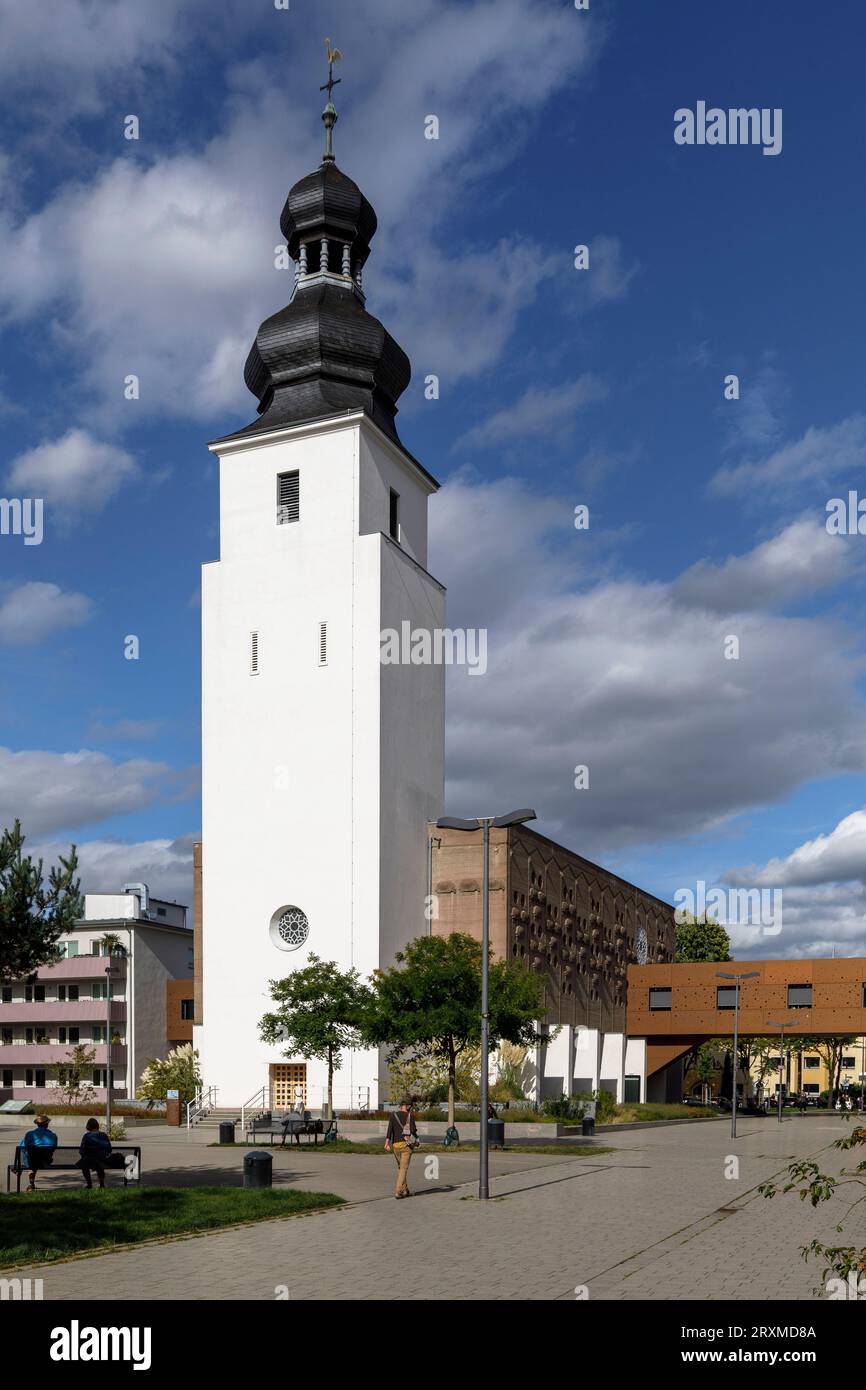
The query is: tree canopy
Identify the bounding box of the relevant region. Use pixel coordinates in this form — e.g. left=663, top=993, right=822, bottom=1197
left=675, top=913, right=731, bottom=963
left=0, top=819, right=83, bottom=980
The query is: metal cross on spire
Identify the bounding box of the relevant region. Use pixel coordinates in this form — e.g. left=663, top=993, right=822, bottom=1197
left=320, top=37, right=342, bottom=102
left=320, top=37, right=342, bottom=161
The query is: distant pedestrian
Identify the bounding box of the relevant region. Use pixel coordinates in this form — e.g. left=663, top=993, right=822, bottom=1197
left=79, top=1117, right=111, bottom=1189
left=384, top=1099, right=419, bottom=1198
left=18, top=1114, right=57, bottom=1192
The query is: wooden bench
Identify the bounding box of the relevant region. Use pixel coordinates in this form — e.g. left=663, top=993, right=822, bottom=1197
left=6, top=1144, right=142, bottom=1192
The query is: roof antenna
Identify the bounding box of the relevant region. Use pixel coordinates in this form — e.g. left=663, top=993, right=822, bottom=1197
left=320, top=38, right=342, bottom=163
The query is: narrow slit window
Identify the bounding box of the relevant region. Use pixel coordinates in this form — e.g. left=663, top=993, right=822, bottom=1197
left=250, top=631, right=259, bottom=675
left=277, top=470, right=300, bottom=525
left=318, top=622, right=327, bottom=666
left=389, top=487, right=400, bottom=542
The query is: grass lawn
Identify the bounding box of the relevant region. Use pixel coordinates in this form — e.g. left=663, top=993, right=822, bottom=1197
left=0, top=1187, right=344, bottom=1267
left=209, top=1139, right=611, bottom=1157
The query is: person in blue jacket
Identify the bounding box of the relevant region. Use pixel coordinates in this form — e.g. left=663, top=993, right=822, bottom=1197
left=18, top=1113, right=57, bottom=1191
left=79, top=1117, right=112, bottom=1189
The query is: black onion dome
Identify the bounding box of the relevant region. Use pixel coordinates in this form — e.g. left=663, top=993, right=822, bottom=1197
left=227, top=153, right=410, bottom=446
left=280, top=161, right=377, bottom=269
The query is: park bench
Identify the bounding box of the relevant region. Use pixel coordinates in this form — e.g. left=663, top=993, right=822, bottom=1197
left=245, top=1113, right=338, bottom=1146
left=6, top=1144, right=142, bottom=1193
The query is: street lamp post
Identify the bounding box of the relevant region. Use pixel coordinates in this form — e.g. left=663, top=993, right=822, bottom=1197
left=436, top=808, right=537, bottom=1200
left=104, top=960, right=119, bottom=1132
left=716, top=970, right=759, bottom=1139
left=766, top=1018, right=796, bottom=1124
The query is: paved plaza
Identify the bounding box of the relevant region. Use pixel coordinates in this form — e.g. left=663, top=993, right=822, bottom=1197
left=2, top=1116, right=861, bottom=1300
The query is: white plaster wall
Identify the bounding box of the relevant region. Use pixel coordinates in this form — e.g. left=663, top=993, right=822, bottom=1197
left=199, top=415, right=444, bottom=1107
left=573, top=1026, right=600, bottom=1093
left=600, top=1032, right=626, bottom=1102
left=541, top=1024, right=572, bottom=1098
left=625, top=1037, right=647, bottom=1101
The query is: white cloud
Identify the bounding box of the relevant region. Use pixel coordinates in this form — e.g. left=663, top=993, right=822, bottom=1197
left=0, top=0, right=201, bottom=114
left=453, top=374, right=607, bottom=451
left=712, top=413, right=866, bottom=499
left=728, top=809, right=866, bottom=890
left=7, top=429, right=137, bottom=516
left=32, top=833, right=197, bottom=909
left=672, top=519, right=861, bottom=612
left=0, top=582, right=92, bottom=645
left=429, top=479, right=866, bottom=856
left=0, top=747, right=189, bottom=837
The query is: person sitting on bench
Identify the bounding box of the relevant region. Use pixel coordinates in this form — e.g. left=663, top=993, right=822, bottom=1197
left=18, top=1113, right=57, bottom=1192
left=79, top=1117, right=111, bottom=1190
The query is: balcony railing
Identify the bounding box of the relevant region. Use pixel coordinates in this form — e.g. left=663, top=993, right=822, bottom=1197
left=0, top=1001, right=127, bottom=1023
left=0, top=1043, right=126, bottom=1065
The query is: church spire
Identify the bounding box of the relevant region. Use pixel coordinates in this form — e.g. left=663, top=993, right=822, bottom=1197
left=320, top=38, right=342, bottom=163
left=223, top=44, right=412, bottom=447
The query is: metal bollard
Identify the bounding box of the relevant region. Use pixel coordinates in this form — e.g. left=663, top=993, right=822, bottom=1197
left=243, top=1149, right=273, bottom=1188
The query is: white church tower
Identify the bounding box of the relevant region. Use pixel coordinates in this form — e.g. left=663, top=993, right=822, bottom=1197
left=195, top=74, right=445, bottom=1110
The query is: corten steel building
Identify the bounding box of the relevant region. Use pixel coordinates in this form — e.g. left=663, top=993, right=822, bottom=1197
left=628, top=958, right=866, bottom=1100
left=431, top=823, right=677, bottom=1102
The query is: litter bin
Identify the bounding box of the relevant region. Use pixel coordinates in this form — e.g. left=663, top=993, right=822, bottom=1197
left=243, top=1150, right=273, bottom=1189
left=219, top=1121, right=234, bottom=1145
left=487, top=1119, right=505, bottom=1148
left=581, top=1116, right=595, bottom=1137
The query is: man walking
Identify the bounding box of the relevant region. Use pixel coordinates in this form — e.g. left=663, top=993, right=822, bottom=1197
left=384, top=1099, right=418, bottom=1199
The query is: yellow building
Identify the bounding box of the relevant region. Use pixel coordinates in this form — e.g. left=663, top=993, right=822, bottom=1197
left=750, top=1036, right=866, bottom=1101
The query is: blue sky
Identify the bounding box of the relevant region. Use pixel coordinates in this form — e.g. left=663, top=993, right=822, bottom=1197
left=2, top=0, right=866, bottom=959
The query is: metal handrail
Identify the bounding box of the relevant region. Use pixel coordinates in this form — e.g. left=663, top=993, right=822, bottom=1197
left=186, top=1084, right=218, bottom=1130
left=241, top=1085, right=267, bottom=1132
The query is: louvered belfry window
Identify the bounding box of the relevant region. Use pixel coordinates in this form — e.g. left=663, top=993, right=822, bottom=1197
left=250, top=631, right=259, bottom=675
left=318, top=622, right=327, bottom=666
left=277, top=470, right=300, bottom=525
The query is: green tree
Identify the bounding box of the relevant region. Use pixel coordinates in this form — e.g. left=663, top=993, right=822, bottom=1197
left=760, top=1123, right=866, bottom=1288
left=51, top=1043, right=97, bottom=1107
left=138, top=1044, right=202, bottom=1106
left=675, top=913, right=731, bottom=963
left=260, top=955, right=369, bottom=1117
left=363, top=933, right=544, bottom=1126
left=0, top=820, right=83, bottom=979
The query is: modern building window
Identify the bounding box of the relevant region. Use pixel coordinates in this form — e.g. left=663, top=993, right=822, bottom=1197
left=1, top=1029, right=12, bottom=1046
left=318, top=621, right=327, bottom=666
left=91, top=982, right=108, bottom=1001
left=649, top=988, right=671, bottom=1011
left=156, top=907, right=167, bottom=918
left=24, top=985, right=45, bottom=1002
left=180, top=999, right=194, bottom=1020
left=803, top=1083, right=820, bottom=1094
left=804, top=1057, right=820, bottom=1068
left=787, top=984, right=813, bottom=1008
left=58, top=984, right=79, bottom=1003
left=276, top=470, right=300, bottom=525
left=34, top=1069, right=45, bottom=1088
left=91, top=1027, right=105, bottom=1043
left=25, top=1070, right=33, bottom=1087
left=25, top=1029, right=33, bottom=1045
left=250, top=630, right=259, bottom=675
left=842, top=1056, right=857, bottom=1068
left=716, top=987, right=738, bottom=1010
left=66, top=940, right=79, bottom=957
left=58, top=1028, right=80, bottom=1045
left=1, top=1071, right=11, bottom=1088
left=389, top=488, right=400, bottom=542
left=1, top=986, right=11, bottom=1002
